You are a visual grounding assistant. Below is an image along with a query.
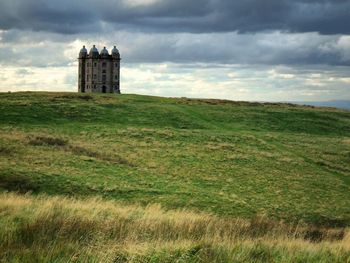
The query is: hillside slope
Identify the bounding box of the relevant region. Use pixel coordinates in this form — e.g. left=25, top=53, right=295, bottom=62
left=0, top=92, right=350, bottom=226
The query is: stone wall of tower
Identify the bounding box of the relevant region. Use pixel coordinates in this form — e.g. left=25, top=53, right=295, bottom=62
left=78, top=45, right=120, bottom=94
left=113, top=58, right=121, bottom=93
left=78, top=58, right=86, bottom=92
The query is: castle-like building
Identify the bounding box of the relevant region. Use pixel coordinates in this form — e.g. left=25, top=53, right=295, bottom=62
left=78, top=45, right=121, bottom=93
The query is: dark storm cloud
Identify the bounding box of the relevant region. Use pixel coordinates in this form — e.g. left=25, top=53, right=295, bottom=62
left=121, top=32, right=347, bottom=65
left=0, top=1, right=99, bottom=34
left=0, top=0, right=350, bottom=35
left=1, top=30, right=349, bottom=67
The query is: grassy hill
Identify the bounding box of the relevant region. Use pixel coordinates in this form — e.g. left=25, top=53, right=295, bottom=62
left=0, top=92, right=350, bottom=262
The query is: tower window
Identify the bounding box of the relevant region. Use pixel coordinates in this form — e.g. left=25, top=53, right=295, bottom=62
left=102, top=62, right=106, bottom=67
left=94, top=74, right=97, bottom=79
left=115, top=63, right=118, bottom=67
left=102, top=75, right=106, bottom=81
left=102, top=69, right=106, bottom=74
left=94, top=62, right=97, bottom=67
left=115, top=75, right=118, bottom=80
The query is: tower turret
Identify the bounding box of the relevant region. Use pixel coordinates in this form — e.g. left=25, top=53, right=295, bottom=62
left=79, top=45, right=87, bottom=58
left=89, top=45, right=99, bottom=58
left=100, top=47, right=109, bottom=58
left=78, top=45, right=87, bottom=92
left=112, top=45, right=120, bottom=58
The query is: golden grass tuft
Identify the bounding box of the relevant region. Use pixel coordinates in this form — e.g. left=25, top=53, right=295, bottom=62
left=0, top=192, right=349, bottom=262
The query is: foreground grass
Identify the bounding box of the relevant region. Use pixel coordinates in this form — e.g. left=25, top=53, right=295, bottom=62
left=1, top=92, right=350, bottom=262
left=0, top=192, right=349, bottom=262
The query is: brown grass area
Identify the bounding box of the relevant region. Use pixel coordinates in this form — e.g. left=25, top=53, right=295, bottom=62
left=24, top=134, right=133, bottom=166
left=343, top=138, right=350, bottom=145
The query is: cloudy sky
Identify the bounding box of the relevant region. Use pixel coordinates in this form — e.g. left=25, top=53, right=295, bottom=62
left=0, top=0, right=349, bottom=101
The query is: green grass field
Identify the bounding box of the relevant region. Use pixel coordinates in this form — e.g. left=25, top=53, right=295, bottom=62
left=0, top=92, right=350, bottom=262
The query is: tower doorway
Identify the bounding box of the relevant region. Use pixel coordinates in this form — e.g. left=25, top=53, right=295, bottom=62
left=102, top=86, right=107, bottom=93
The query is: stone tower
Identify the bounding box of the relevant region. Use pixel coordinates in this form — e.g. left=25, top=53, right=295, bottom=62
left=78, top=45, right=121, bottom=93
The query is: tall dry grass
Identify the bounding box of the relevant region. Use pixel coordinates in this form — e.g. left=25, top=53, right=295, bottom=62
left=0, top=192, right=349, bottom=262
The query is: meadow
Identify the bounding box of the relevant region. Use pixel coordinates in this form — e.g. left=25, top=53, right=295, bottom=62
left=0, top=92, right=350, bottom=262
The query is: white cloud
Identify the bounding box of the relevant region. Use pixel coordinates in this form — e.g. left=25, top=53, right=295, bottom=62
left=122, top=0, right=160, bottom=7
left=0, top=66, right=76, bottom=92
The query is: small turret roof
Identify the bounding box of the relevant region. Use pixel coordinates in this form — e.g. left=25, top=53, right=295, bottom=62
left=112, top=45, right=119, bottom=55
left=100, top=46, right=109, bottom=56
left=89, top=45, right=99, bottom=56
left=79, top=45, right=87, bottom=54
